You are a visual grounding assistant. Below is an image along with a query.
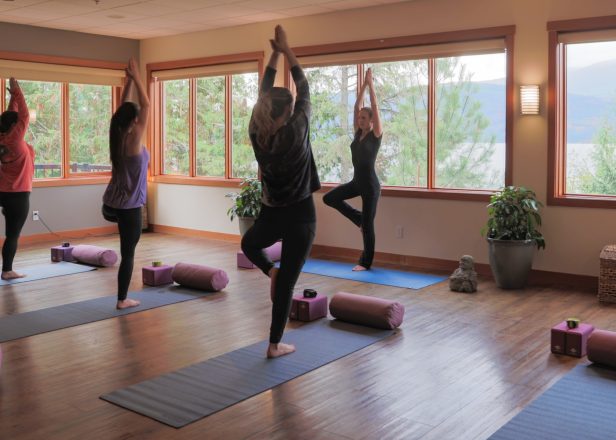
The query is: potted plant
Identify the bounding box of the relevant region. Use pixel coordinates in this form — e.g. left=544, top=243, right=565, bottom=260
left=226, top=178, right=262, bottom=236
left=482, top=186, right=546, bottom=289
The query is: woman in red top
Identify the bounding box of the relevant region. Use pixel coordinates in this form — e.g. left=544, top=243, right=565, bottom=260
left=0, top=78, right=35, bottom=280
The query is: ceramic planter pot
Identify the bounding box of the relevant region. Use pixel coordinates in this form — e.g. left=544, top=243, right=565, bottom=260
left=487, top=238, right=536, bottom=289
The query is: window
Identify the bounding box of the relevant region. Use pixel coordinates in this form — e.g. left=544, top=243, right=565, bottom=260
left=549, top=16, right=616, bottom=207
left=0, top=56, right=124, bottom=183
left=69, top=83, right=113, bottom=174
left=293, top=26, right=513, bottom=199
left=149, top=52, right=262, bottom=183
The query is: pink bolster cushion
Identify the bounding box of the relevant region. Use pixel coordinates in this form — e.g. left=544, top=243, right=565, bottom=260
left=588, top=329, right=616, bottom=368
left=71, top=245, right=118, bottom=267
left=172, top=262, right=229, bottom=292
left=329, top=291, right=405, bottom=330
left=265, top=241, right=282, bottom=262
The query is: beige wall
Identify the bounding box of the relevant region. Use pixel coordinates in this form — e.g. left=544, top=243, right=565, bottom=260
left=141, top=0, right=616, bottom=277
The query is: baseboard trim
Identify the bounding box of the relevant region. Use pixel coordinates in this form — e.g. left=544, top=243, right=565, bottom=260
left=150, top=224, right=241, bottom=243
left=311, top=244, right=598, bottom=291
left=20, top=225, right=118, bottom=245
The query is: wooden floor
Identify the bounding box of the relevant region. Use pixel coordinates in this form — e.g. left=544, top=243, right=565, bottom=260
left=0, top=231, right=613, bottom=440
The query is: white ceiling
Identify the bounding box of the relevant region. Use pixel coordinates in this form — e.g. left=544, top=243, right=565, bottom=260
left=0, top=0, right=414, bottom=40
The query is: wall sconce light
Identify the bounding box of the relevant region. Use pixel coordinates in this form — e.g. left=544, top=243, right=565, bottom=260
left=520, top=85, right=540, bottom=115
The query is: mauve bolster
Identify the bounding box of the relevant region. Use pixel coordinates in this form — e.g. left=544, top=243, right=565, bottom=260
left=588, top=329, right=616, bottom=367
left=172, top=263, right=229, bottom=292
left=329, top=291, right=405, bottom=330
left=71, top=245, right=118, bottom=267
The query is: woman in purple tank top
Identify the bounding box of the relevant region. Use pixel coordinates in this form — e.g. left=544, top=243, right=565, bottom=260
left=102, top=57, right=150, bottom=310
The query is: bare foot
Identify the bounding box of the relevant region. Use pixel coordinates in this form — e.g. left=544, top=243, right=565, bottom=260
left=267, top=342, right=295, bottom=358
left=1, top=270, right=26, bottom=280
left=268, top=267, right=279, bottom=302
left=352, top=265, right=368, bottom=271
left=116, top=298, right=141, bottom=310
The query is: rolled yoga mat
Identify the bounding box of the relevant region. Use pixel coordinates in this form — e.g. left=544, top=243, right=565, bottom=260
left=588, top=329, right=616, bottom=368
left=172, top=263, right=229, bottom=292
left=71, top=245, right=118, bottom=267
left=329, top=291, right=405, bottom=330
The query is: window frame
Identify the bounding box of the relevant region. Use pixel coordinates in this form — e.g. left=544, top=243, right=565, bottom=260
left=147, top=52, right=263, bottom=188
left=285, top=26, right=515, bottom=201
left=0, top=51, right=125, bottom=187
left=547, top=14, right=616, bottom=208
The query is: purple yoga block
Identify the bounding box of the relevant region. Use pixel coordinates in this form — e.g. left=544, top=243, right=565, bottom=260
left=236, top=241, right=282, bottom=269
left=566, top=323, right=595, bottom=358
left=142, top=265, right=174, bottom=286
left=237, top=251, right=256, bottom=269
left=551, top=321, right=568, bottom=354
left=289, top=294, right=328, bottom=322
left=51, top=245, right=74, bottom=262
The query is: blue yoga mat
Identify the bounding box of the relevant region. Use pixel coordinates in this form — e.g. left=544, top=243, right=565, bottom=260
left=101, top=319, right=394, bottom=428
left=0, top=261, right=96, bottom=286
left=489, top=364, right=616, bottom=440
left=0, top=285, right=204, bottom=343
left=300, top=258, right=446, bottom=289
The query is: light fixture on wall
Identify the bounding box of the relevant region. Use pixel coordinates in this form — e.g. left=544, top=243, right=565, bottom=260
left=520, top=85, right=540, bottom=115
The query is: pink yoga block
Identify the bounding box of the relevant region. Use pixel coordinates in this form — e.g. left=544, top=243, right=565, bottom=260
left=71, top=245, right=118, bottom=267
left=142, top=265, right=174, bottom=286
left=550, top=321, right=568, bottom=354
left=588, top=329, right=616, bottom=367
left=289, top=294, right=328, bottom=322
left=172, top=262, right=229, bottom=292
left=51, top=245, right=74, bottom=262
left=566, top=323, right=594, bottom=357
left=329, top=291, right=405, bottom=330
left=236, top=242, right=282, bottom=269
left=237, top=251, right=256, bottom=269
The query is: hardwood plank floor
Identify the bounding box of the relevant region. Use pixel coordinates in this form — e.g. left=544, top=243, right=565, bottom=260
left=0, top=231, right=611, bottom=439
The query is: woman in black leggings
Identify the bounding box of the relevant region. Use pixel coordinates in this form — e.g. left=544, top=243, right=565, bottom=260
left=0, top=78, right=35, bottom=281
left=323, top=68, right=382, bottom=271
left=102, top=58, right=150, bottom=310
left=241, top=25, right=320, bottom=359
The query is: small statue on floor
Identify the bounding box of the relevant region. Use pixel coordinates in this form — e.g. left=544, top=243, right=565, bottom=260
left=449, top=255, right=477, bottom=293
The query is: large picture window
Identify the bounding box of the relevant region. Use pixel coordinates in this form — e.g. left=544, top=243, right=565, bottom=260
left=548, top=16, right=616, bottom=207
left=0, top=56, right=124, bottom=184
left=294, top=26, right=513, bottom=199
left=149, top=53, right=262, bottom=183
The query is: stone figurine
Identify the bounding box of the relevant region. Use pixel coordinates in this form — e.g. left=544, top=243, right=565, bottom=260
left=449, top=255, right=478, bottom=293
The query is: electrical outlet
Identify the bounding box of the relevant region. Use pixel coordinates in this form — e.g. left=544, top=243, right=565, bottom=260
left=395, top=225, right=404, bottom=239
left=32, top=210, right=39, bottom=221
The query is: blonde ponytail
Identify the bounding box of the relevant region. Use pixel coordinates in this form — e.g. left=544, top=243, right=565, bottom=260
left=251, top=93, right=275, bottom=149
left=250, top=87, right=293, bottom=151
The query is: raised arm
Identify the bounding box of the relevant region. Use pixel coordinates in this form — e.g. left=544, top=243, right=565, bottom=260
left=271, top=25, right=309, bottom=116
left=364, top=68, right=382, bottom=138
left=124, top=57, right=150, bottom=156
left=260, top=47, right=280, bottom=94
left=6, top=78, right=29, bottom=138
left=353, top=77, right=368, bottom=133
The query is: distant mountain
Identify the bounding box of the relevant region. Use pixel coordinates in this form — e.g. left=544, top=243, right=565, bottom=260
left=470, top=78, right=615, bottom=143
left=567, top=59, right=616, bottom=97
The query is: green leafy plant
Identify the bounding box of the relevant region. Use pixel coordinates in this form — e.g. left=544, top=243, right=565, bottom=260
left=482, top=186, right=546, bottom=249
left=226, top=178, right=262, bottom=221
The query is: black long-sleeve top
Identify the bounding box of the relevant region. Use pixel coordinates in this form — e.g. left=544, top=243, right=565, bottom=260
left=249, top=66, right=321, bottom=208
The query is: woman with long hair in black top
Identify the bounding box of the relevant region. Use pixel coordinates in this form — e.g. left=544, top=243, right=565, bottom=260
left=241, top=25, right=320, bottom=358
left=323, top=68, right=383, bottom=271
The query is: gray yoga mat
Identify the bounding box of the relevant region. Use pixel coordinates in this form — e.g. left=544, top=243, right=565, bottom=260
left=0, top=285, right=202, bottom=343
left=101, top=319, right=394, bottom=428
left=489, top=364, right=616, bottom=439
left=0, top=261, right=96, bottom=286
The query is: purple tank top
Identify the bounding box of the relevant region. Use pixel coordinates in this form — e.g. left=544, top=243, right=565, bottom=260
left=103, top=147, right=149, bottom=209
